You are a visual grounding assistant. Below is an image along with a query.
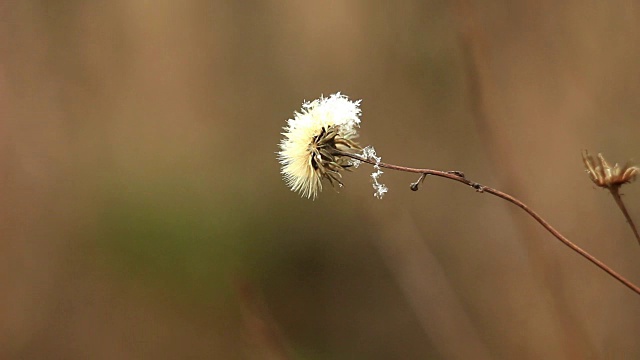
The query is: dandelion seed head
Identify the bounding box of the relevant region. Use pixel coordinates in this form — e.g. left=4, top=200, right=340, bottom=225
left=278, top=93, right=362, bottom=199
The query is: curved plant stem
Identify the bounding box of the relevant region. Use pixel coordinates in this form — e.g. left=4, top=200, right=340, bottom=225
left=608, top=186, right=640, bottom=246
left=343, top=152, right=640, bottom=296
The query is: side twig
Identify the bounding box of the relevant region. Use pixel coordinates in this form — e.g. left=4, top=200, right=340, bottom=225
left=343, top=152, right=640, bottom=296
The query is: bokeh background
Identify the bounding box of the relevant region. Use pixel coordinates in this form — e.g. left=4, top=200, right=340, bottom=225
left=2, top=1, right=640, bottom=359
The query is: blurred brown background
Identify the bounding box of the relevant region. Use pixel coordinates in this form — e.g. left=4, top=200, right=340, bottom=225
left=2, top=1, right=640, bottom=359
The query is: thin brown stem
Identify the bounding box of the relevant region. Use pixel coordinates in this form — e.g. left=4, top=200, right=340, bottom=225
left=608, top=186, right=640, bottom=246
left=343, top=152, right=640, bottom=296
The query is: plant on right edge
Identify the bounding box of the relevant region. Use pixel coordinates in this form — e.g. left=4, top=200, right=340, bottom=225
left=582, top=150, right=640, bottom=245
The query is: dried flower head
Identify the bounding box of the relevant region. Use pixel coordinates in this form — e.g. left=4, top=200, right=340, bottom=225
left=582, top=150, right=639, bottom=188
left=278, top=93, right=362, bottom=199
left=582, top=150, right=640, bottom=245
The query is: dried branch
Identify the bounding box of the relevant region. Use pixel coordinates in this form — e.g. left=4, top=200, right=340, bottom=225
left=342, top=152, right=640, bottom=296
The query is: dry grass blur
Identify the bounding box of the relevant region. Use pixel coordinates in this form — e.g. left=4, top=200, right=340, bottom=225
left=2, top=1, right=640, bottom=359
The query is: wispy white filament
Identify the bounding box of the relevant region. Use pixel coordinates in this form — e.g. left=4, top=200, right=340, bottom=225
left=362, top=146, right=388, bottom=199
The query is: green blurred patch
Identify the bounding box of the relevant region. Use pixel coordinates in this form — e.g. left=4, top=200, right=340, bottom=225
left=95, top=178, right=256, bottom=303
